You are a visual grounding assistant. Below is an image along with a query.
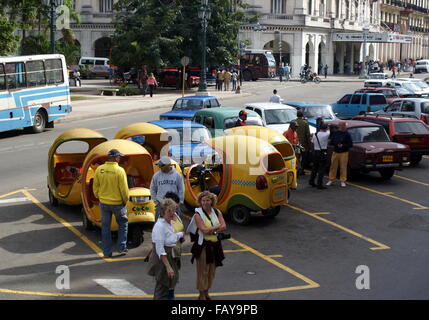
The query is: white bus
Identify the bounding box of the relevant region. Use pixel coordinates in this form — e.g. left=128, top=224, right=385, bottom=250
left=0, top=54, right=71, bottom=133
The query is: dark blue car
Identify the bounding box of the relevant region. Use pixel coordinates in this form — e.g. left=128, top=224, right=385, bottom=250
left=148, top=120, right=215, bottom=166
left=159, top=96, right=221, bottom=120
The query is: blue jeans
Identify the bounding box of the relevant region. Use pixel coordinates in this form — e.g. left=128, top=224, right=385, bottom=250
left=100, top=203, right=128, bottom=256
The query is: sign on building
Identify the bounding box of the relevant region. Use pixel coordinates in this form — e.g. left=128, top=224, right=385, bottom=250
left=333, top=32, right=412, bottom=44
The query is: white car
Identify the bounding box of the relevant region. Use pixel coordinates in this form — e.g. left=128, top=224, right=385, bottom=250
left=386, top=80, right=425, bottom=96
left=367, top=73, right=389, bottom=80
left=415, top=59, right=429, bottom=73
left=395, top=78, right=429, bottom=95
left=364, top=79, right=390, bottom=88
left=243, top=102, right=316, bottom=134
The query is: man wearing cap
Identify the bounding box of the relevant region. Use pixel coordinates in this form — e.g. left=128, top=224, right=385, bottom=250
left=295, top=110, right=311, bottom=175
left=150, top=156, right=185, bottom=220
left=235, top=110, right=248, bottom=126
left=93, top=149, right=129, bottom=258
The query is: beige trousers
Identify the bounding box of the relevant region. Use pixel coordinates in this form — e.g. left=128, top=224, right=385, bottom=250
left=196, top=247, right=216, bottom=291
left=328, top=152, right=349, bottom=182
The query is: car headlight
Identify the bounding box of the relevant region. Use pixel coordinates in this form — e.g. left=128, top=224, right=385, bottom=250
left=130, top=196, right=151, bottom=203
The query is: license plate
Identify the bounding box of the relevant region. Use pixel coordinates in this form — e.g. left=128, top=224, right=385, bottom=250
left=382, top=155, right=393, bottom=162
left=409, top=138, right=421, bottom=143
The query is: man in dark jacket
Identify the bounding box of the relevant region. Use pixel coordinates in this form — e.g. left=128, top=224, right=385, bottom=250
left=326, top=121, right=353, bottom=187
left=295, top=110, right=311, bottom=174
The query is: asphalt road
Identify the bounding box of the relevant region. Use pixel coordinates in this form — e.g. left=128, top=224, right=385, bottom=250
left=1, top=78, right=429, bottom=300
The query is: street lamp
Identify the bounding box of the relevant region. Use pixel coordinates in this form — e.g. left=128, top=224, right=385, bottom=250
left=197, top=0, right=212, bottom=94
left=42, top=0, right=64, bottom=54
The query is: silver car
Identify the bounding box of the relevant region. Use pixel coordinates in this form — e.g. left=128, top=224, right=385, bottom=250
left=375, top=98, right=429, bottom=125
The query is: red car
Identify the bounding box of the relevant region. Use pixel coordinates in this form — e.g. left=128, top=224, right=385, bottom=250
left=353, top=114, right=429, bottom=165
left=355, top=87, right=401, bottom=104
left=328, top=120, right=410, bottom=179
left=157, top=67, right=199, bottom=88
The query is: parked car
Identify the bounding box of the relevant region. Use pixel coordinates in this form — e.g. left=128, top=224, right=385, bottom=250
left=332, top=93, right=388, bottom=119
left=159, top=96, right=222, bottom=120
left=148, top=120, right=215, bottom=166
left=373, top=98, right=429, bottom=124
left=284, top=102, right=337, bottom=131
left=364, top=79, right=390, bottom=88
left=367, top=73, right=389, bottom=80
left=157, top=67, right=199, bottom=88
left=327, top=120, right=410, bottom=179
left=386, top=80, right=425, bottom=96
left=192, top=108, right=263, bottom=137
left=355, top=87, right=404, bottom=104
left=243, top=102, right=300, bottom=134
left=352, top=115, right=429, bottom=165
left=415, top=59, right=429, bottom=73
left=395, top=78, right=429, bottom=96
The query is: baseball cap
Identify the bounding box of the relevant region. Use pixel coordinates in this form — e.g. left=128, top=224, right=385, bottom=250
left=157, top=156, right=172, bottom=167
left=239, top=109, right=248, bottom=116
left=107, top=149, right=124, bottom=157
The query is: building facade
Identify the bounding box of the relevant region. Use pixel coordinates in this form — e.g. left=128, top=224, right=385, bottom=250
left=66, top=0, right=116, bottom=58
left=240, top=0, right=384, bottom=76
left=378, top=0, right=429, bottom=63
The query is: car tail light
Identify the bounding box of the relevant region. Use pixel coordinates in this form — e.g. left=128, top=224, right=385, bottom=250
left=256, top=175, right=268, bottom=190
left=420, top=114, right=428, bottom=124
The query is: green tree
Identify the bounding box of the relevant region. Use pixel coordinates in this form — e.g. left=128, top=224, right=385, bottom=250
left=0, top=13, right=20, bottom=55
left=112, top=0, right=251, bottom=71
left=21, top=34, right=50, bottom=55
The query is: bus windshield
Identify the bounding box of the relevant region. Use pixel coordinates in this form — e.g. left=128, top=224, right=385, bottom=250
left=266, top=54, right=276, bottom=67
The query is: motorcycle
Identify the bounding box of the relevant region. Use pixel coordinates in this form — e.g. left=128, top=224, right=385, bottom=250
left=300, top=72, right=321, bottom=84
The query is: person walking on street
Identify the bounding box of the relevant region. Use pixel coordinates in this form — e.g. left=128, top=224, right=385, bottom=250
left=295, top=111, right=311, bottom=174
left=323, top=64, right=328, bottom=79
left=218, top=70, right=224, bottom=91
left=186, top=191, right=226, bottom=300
left=147, top=198, right=185, bottom=300
left=309, top=123, right=330, bottom=189
left=73, top=69, right=81, bottom=87
left=93, top=149, right=129, bottom=258
left=146, top=73, right=158, bottom=97
left=326, top=121, right=353, bottom=187
left=284, top=63, right=291, bottom=81
left=150, top=156, right=185, bottom=220
left=278, top=63, right=285, bottom=82
left=269, top=89, right=282, bottom=103
left=231, top=70, right=238, bottom=91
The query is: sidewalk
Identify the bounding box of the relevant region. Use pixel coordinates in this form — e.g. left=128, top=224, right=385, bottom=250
left=62, top=73, right=426, bottom=124
left=61, top=84, right=252, bottom=123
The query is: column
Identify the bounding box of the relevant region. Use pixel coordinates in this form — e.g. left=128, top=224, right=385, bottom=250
left=339, top=43, right=345, bottom=74
left=291, top=32, right=306, bottom=77
left=294, top=0, right=307, bottom=15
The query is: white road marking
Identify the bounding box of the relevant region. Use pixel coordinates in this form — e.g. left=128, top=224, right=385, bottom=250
left=94, top=279, right=147, bottom=295
left=94, top=126, right=117, bottom=131
left=0, top=197, right=31, bottom=204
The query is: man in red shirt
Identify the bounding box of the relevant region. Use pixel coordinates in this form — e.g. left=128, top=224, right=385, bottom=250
left=283, top=121, right=299, bottom=145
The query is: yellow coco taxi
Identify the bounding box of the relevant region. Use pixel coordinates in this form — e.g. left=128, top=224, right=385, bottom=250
left=113, top=122, right=182, bottom=174
left=225, top=125, right=297, bottom=190
left=81, top=139, right=156, bottom=247
left=47, top=128, right=108, bottom=206
left=183, top=135, right=288, bottom=225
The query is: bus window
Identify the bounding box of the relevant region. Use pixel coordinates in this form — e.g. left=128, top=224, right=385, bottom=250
left=45, top=59, right=64, bottom=85
left=5, top=62, right=27, bottom=89
left=0, top=64, right=5, bottom=91
left=26, top=60, right=46, bottom=87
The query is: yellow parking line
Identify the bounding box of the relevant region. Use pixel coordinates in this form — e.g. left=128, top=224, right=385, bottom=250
left=228, top=238, right=320, bottom=288
left=286, top=204, right=390, bottom=251
left=267, top=254, right=283, bottom=258
left=394, top=174, right=429, bottom=188
left=312, top=212, right=331, bottom=215
left=346, top=181, right=429, bottom=210
left=3, top=189, right=319, bottom=298
left=21, top=189, right=105, bottom=259
left=0, top=188, right=35, bottom=199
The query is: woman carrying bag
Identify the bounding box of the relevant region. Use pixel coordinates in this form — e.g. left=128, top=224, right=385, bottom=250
left=147, top=198, right=184, bottom=300
left=186, top=191, right=227, bottom=300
